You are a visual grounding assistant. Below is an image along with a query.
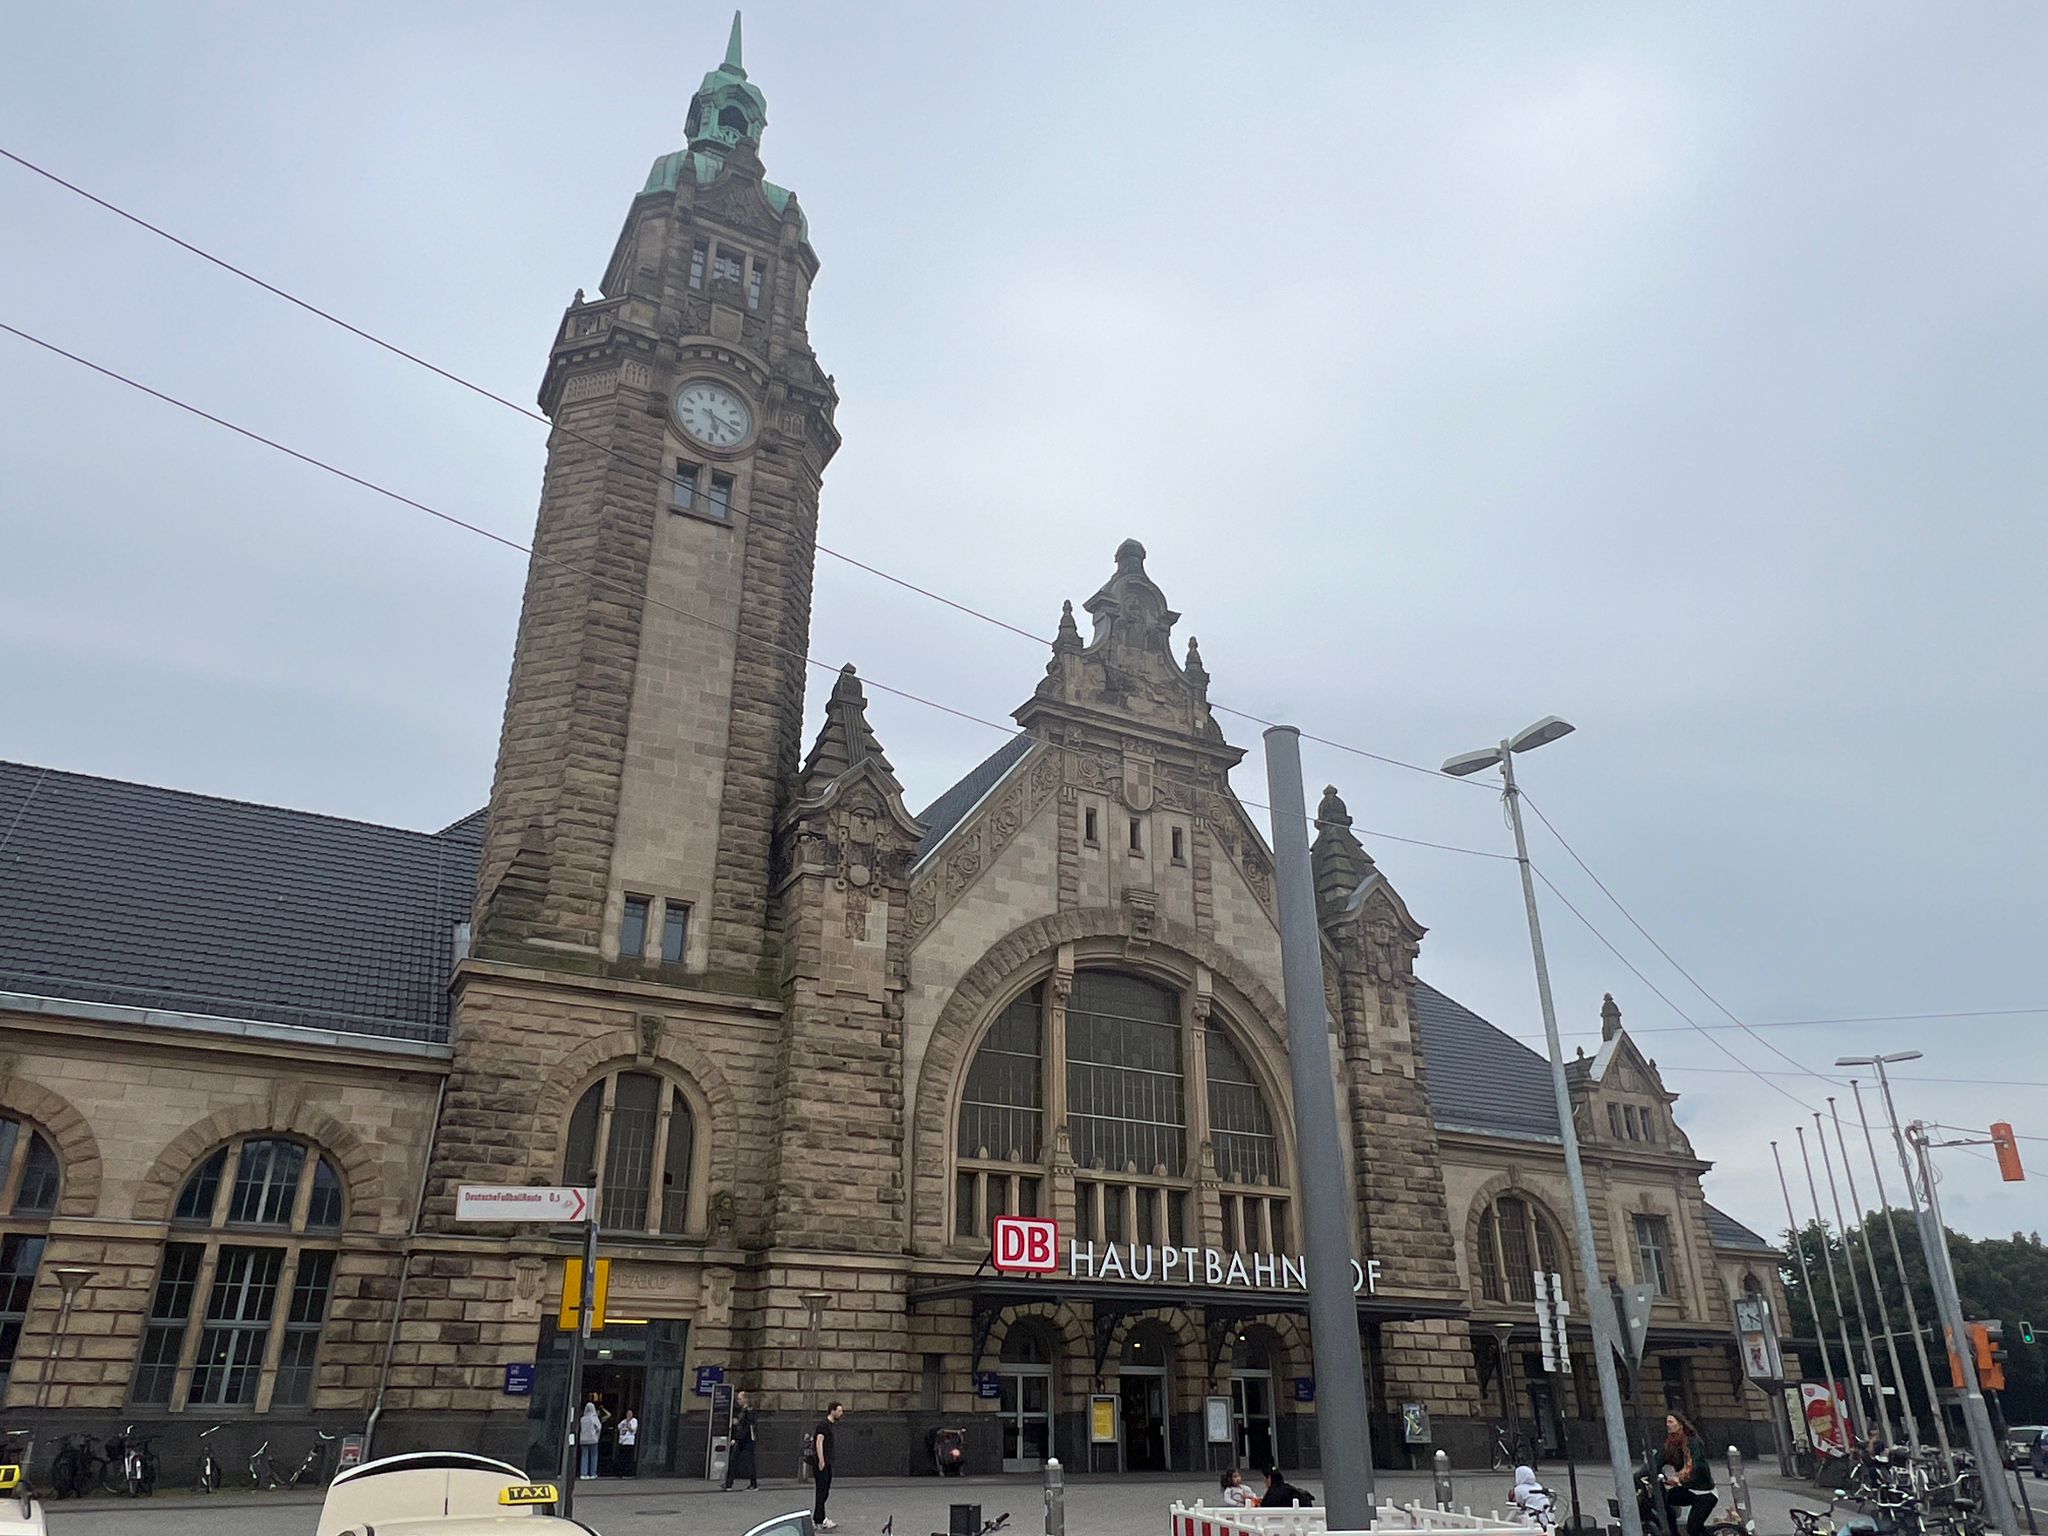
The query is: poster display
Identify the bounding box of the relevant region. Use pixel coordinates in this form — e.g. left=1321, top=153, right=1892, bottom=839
left=1800, top=1382, right=1850, bottom=1457
left=1206, top=1396, right=1232, bottom=1445
left=1089, top=1395, right=1119, bottom=1444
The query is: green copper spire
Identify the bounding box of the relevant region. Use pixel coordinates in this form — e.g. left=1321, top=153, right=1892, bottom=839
left=684, top=10, right=766, bottom=152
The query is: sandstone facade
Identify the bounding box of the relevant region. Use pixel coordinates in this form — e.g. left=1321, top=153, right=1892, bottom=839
left=0, top=22, right=1792, bottom=1484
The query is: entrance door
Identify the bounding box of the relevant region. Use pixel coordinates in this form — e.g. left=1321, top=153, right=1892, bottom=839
left=582, top=1361, right=643, bottom=1478
left=1120, top=1373, right=1168, bottom=1470
left=1527, top=1378, right=1563, bottom=1459
left=1000, top=1369, right=1052, bottom=1472
left=1233, top=1372, right=1276, bottom=1470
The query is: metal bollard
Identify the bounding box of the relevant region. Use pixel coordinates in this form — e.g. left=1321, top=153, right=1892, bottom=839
left=1044, top=1456, right=1065, bottom=1536
left=1725, top=1447, right=1753, bottom=1535
left=1434, top=1449, right=1454, bottom=1511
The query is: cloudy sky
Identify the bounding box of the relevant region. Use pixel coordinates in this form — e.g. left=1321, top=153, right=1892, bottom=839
left=3, top=3, right=2043, bottom=1240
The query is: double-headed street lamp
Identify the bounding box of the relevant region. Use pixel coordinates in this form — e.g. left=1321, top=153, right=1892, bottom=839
left=1444, top=717, right=1641, bottom=1536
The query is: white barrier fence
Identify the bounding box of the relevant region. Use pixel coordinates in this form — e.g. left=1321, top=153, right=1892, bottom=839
left=1170, top=1501, right=1538, bottom=1536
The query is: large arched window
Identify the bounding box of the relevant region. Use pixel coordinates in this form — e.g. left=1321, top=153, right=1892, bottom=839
left=953, top=969, right=1291, bottom=1256
left=563, top=1069, right=700, bottom=1236
left=133, top=1135, right=343, bottom=1410
left=1473, top=1193, right=1568, bottom=1306
left=1, top=1115, right=61, bottom=1398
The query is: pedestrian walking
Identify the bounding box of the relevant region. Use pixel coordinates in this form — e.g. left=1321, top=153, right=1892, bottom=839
left=577, top=1394, right=608, bottom=1479
left=810, top=1400, right=845, bottom=1531
left=724, top=1389, right=759, bottom=1491
left=616, top=1407, right=639, bottom=1477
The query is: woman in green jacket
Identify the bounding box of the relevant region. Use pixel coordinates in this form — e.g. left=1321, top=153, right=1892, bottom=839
left=1656, top=1412, right=1718, bottom=1536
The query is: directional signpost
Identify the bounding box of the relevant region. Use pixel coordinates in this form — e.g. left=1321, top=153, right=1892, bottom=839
left=455, top=1185, right=593, bottom=1222
left=1535, top=1272, right=1584, bottom=1533
left=456, top=1185, right=600, bottom=1517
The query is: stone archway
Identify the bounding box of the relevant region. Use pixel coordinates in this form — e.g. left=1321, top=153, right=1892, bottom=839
left=0, top=1077, right=100, bottom=1218
left=133, top=1094, right=383, bottom=1234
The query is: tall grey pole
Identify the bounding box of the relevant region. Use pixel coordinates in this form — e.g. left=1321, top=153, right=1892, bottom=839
left=1850, top=1081, right=1950, bottom=1462
left=560, top=1214, right=599, bottom=1519
left=1814, top=1112, right=1893, bottom=1445
left=1263, top=726, right=1375, bottom=1525
left=1904, top=1115, right=2017, bottom=1536
left=1829, top=1098, right=1918, bottom=1454
left=1870, top=1063, right=2015, bottom=1533
left=1796, top=1127, right=1866, bottom=1442
left=1772, top=1141, right=1843, bottom=1451
left=1494, top=744, right=1643, bottom=1536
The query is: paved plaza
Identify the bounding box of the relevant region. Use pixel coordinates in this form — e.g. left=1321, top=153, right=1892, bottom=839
left=39, top=1464, right=1891, bottom=1536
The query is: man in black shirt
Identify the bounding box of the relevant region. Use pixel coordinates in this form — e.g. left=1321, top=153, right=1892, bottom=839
left=811, top=1400, right=846, bottom=1531
left=1262, top=1467, right=1318, bottom=1508
left=722, top=1389, right=758, bottom=1491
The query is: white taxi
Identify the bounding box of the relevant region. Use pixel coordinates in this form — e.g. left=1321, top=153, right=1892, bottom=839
left=317, top=1453, right=582, bottom=1536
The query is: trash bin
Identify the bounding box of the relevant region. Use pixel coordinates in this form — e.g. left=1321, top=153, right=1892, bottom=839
left=948, top=1503, right=982, bottom=1535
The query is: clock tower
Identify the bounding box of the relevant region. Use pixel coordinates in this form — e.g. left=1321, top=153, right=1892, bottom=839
left=473, top=12, right=839, bottom=986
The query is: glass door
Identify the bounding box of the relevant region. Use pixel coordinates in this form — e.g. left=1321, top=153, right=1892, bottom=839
left=1232, top=1372, right=1275, bottom=1470
left=1000, top=1368, right=1052, bottom=1471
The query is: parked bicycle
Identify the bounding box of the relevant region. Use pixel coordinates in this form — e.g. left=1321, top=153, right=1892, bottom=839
left=46, top=1431, right=103, bottom=1499
left=250, top=1429, right=337, bottom=1490
left=100, top=1425, right=158, bottom=1498
left=1490, top=1421, right=1535, bottom=1471
left=194, top=1423, right=226, bottom=1494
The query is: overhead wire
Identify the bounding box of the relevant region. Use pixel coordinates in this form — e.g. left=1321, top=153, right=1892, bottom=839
left=0, top=143, right=1485, bottom=796
left=0, top=316, right=1512, bottom=867
left=6, top=147, right=2030, bottom=1127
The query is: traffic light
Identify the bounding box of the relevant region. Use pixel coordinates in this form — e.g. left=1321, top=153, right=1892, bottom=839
left=1984, top=1321, right=2009, bottom=1392
left=2022, top=1320, right=2037, bottom=1346
left=1991, top=1122, right=2025, bottom=1182
left=1962, top=1321, right=2008, bottom=1393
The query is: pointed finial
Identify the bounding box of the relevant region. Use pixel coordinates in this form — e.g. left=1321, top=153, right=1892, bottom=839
left=1054, top=599, right=1082, bottom=651
left=1600, top=992, right=1622, bottom=1041
left=1183, top=635, right=1208, bottom=688
left=1315, top=785, right=1352, bottom=830
left=725, top=10, right=745, bottom=72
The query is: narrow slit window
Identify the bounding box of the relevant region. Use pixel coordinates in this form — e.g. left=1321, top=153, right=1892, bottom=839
left=672, top=460, right=700, bottom=511
left=660, top=904, right=688, bottom=965
left=619, top=896, right=650, bottom=960
left=708, top=473, right=737, bottom=521
left=688, top=241, right=707, bottom=290
left=1083, top=807, right=1099, bottom=845
left=746, top=263, right=763, bottom=310
left=1170, top=826, right=1185, bottom=863
left=1128, top=817, right=1143, bottom=853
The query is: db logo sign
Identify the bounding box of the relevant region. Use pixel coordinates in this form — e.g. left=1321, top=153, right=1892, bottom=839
left=992, top=1216, right=1059, bottom=1274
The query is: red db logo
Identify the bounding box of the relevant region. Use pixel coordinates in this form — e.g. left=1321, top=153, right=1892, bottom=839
left=992, top=1216, right=1059, bottom=1274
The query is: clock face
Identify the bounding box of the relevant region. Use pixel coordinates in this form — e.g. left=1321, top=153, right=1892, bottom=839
left=673, top=380, right=752, bottom=448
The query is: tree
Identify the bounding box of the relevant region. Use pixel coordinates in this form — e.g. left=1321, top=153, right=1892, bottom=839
left=1780, top=1215, right=2048, bottom=1424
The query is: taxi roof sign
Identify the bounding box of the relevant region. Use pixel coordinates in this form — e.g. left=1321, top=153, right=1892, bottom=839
left=500, top=1483, right=559, bottom=1505
left=0, top=1465, right=19, bottom=1491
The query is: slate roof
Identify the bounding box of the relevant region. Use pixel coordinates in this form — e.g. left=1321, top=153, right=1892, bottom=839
left=0, top=760, right=481, bottom=1042
left=1412, top=980, right=1563, bottom=1143
left=913, top=734, right=1035, bottom=861
left=1703, top=1203, right=1780, bottom=1254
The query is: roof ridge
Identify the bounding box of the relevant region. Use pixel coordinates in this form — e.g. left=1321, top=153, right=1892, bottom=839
left=0, top=758, right=478, bottom=843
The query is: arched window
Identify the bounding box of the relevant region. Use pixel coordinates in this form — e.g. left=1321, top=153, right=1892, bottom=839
left=133, top=1135, right=344, bottom=1410
left=1, top=1115, right=61, bottom=1397
left=563, top=1069, right=700, bottom=1236
left=957, top=987, right=1045, bottom=1238
left=952, top=969, right=1290, bottom=1256
left=1473, top=1193, right=1568, bottom=1305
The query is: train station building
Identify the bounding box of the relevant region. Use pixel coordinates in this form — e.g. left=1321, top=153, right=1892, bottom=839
left=0, top=22, right=1789, bottom=1481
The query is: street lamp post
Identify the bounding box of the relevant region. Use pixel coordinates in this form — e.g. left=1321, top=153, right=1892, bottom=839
left=35, top=1265, right=97, bottom=1411
left=1838, top=1052, right=2015, bottom=1536
left=1443, top=717, right=1642, bottom=1536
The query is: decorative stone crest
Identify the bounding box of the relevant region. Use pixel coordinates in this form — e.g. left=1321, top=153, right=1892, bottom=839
left=636, top=1012, right=665, bottom=1062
